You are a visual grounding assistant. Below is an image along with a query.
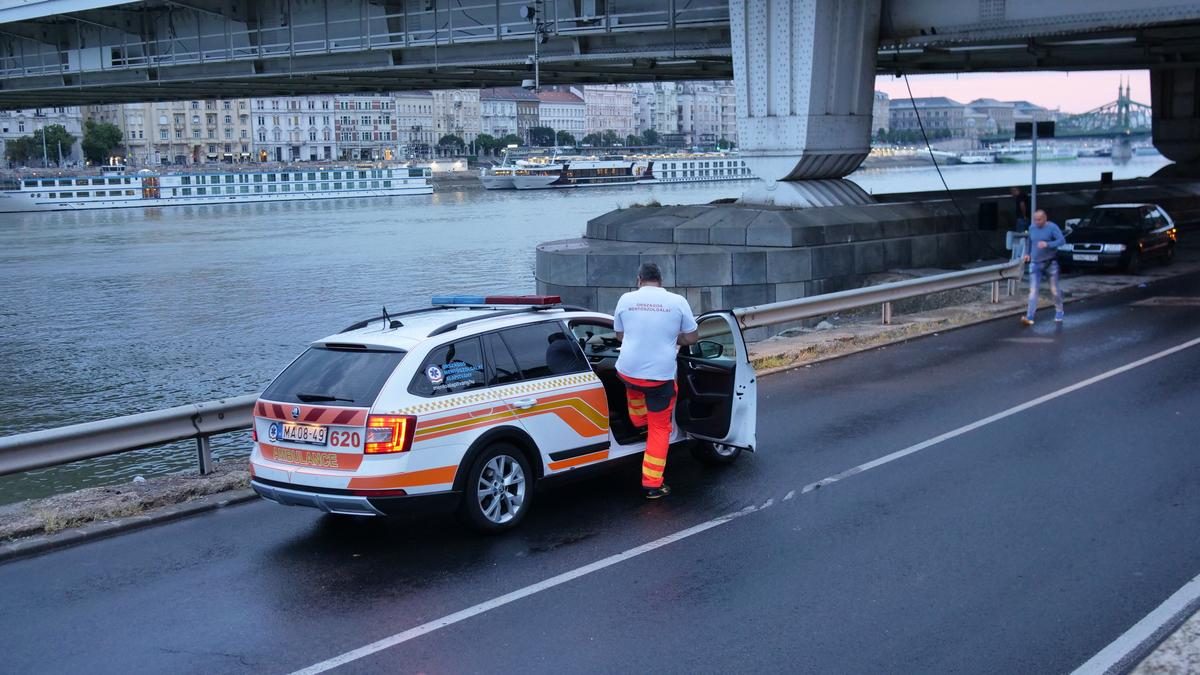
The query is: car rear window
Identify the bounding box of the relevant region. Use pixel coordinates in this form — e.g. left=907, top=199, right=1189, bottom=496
left=262, top=347, right=406, bottom=407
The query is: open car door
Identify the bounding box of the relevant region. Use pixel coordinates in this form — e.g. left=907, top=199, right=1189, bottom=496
left=675, top=311, right=757, bottom=451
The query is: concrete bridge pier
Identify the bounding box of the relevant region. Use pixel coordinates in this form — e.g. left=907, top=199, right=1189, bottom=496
left=732, top=0, right=882, bottom=207
left=1152, top=68, right=1200, bottom=169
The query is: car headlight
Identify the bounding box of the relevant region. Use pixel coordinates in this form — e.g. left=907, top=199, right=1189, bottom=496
left=1059, top=243, right=1074, bottom=252
left=1102, top=243, right=1127, bottom=253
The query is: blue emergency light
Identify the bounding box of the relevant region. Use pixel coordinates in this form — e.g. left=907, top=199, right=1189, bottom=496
left=432, top=295, right=562, bottom=306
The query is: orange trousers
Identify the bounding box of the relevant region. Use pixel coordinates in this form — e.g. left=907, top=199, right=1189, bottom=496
left=619, top=373, right=678, bottom=489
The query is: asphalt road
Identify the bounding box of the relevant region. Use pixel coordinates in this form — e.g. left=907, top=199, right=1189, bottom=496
left=3, top=270, right=1200, bottom=674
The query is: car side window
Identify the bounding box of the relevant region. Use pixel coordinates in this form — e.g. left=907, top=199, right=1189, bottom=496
left=484, top=333, right=523, bottom=387
left=410, top=337, right=487, bottom=397
left=687, top=315, right=737, bottom=362
left=498, top=322, right=588, bottom=381
left=569, top=321, right=621, bottom=360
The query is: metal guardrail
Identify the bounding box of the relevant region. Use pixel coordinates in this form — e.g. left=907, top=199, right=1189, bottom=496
left=736, top=237, right=1029, bottom=329
left=0, top=395, right=258, bottom=478
left=0, top=237, right=1027, bottom=479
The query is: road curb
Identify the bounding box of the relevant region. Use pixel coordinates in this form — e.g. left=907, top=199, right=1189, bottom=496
left=0, top=489, right=258, bottom=565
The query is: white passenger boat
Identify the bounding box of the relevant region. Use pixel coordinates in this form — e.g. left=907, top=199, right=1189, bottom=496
left=956, top=151, right=995, bottom=165
left=479, top=148, right=568, bottom=190
left=993, top=145, right=1079, bottom=163
left=0, top=165, right=433, bottom=213
left=506, top=153, right=754, bottom=190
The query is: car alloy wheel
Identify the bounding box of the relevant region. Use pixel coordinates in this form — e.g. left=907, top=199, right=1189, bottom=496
left=476, top=453, right=527, bottom=525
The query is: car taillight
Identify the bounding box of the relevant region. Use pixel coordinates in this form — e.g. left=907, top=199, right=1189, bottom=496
left=252, top=424, right=258, bottom=442
left=364, top=415, right=416, bottom=454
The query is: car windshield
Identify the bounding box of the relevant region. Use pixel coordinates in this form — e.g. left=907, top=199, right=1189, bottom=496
left=1087, top=209, right=1142, bottom=228
left=262, top=347, right=405, bottom=407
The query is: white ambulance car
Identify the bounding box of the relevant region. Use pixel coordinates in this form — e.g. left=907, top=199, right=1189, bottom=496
left=249, top=295, right=756, bottom=532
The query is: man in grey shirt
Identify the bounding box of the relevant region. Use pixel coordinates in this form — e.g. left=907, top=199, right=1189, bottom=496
left=1022, top=209, right=1066, bottom=326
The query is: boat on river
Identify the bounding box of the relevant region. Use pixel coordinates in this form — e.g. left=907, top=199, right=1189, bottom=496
left=993, top=144, right=1079, bottom=163
left=499, top=152, right=754, bottom=190
left=0, top=164, right=433, bottom=213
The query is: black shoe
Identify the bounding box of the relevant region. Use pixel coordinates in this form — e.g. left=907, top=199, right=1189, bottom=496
left=644, top=485, right=671, bottom=500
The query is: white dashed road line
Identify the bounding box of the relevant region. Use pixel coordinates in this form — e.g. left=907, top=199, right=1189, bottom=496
left=291, top=335, right=1200, bottom=675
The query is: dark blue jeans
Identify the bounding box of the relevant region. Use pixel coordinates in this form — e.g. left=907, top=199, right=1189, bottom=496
left=1027, top=258, right=1063, bottom=320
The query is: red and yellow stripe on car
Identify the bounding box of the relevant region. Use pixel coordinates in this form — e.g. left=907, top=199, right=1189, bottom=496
left=413, top=388, right=609, bottom=443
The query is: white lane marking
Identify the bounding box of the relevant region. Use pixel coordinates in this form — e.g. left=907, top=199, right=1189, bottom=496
left=784, top=490, right=796, bottom=501
left=791, top=335, right=1200, bottom=496
left=291, top=503, right=768, bottom=675
left=292, top=335, right=1200, bottom=675
left=1071, top=571, right=1200, bottom=675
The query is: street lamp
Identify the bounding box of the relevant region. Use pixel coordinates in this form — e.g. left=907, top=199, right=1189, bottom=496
left=520, top=2, right=549, bottom=92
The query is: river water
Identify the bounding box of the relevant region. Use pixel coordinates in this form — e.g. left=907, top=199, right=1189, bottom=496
left=0, top=156, right=1171, bottom=504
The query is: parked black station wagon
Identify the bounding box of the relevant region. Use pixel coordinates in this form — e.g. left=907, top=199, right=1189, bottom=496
left=1059, top=204, right=1178, bottom=274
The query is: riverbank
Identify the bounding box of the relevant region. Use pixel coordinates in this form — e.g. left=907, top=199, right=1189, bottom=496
left=4, top=245, right=1196, bottom=555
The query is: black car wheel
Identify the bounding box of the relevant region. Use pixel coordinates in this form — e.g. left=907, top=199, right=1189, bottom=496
left=690, top=439, right=743, bottom=465
left=459, top=443, right=533, bottom=533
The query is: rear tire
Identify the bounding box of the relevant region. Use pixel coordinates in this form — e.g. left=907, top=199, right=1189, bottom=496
left=458, top=443, right=533, bottom=533
left=689, top=440, right=743, bottom=466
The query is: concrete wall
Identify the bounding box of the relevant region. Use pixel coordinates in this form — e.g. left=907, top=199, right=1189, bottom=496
left=536, top=178, right=1200, bottom=317
left=537, top=200, right=997, bottom=315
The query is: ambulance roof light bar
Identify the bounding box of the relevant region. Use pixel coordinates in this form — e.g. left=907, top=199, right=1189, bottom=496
left=431, top=295, right=563, bottom=307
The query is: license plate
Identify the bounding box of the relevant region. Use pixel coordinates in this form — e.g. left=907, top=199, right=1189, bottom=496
left=280, top=423, right=327, bottom=446
left=1073, top=254, right=1099, bottom=262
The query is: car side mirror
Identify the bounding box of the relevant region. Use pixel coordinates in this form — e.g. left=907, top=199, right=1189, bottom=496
left=695, top=340, right=724, bottom=359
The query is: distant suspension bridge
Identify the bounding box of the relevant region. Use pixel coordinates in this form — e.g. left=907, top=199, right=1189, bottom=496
left=1055, top=83, right=1152, bottom=138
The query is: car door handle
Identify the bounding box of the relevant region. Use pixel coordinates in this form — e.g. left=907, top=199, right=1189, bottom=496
left=513, top=398, right=538, bottom=410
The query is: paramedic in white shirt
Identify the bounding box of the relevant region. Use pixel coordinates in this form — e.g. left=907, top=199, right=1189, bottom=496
left=613, top=262, right=699, bottom=499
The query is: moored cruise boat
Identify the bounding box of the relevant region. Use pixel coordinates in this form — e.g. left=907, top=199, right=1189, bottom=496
left=479, top=149, right=569, bottom=190
left=0, top=165, right=433, bottom=213
left=993, top=145, right=1079, bottom=163
left=479, top=165, right=517, bottom=190
left=508, top=153, right=754, bottom=190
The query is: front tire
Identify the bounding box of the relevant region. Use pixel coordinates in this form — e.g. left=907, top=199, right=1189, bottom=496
left=690, top=439, right=743, bottom=465
left=459, top=443, right=533, bottom=533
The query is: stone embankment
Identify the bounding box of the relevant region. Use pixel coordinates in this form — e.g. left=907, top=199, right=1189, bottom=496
left=536, top=177, right=1200, bottom=327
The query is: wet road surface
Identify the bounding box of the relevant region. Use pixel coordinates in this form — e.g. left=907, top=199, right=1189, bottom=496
left=2, top=270, right=1199, bottom=674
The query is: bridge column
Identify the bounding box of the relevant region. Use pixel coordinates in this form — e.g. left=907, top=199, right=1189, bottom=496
left=1151, top=68, right=1200, bottom=165
left=731, top=0, right=882, bottom=205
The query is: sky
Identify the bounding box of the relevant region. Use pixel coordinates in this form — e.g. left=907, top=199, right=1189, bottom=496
left=873, top=70, right=1150, bottom=115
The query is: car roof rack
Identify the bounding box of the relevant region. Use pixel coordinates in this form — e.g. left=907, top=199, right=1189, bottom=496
left=339, top=305, right=457, bottom=333
left=428, top=305, right=571, bottom=337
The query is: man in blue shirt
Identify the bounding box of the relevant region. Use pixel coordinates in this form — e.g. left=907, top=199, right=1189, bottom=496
left=1021, top=209, right=1067, bottom=326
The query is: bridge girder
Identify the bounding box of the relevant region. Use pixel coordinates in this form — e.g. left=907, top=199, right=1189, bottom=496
left=0, top=0, right=1199, bottom=108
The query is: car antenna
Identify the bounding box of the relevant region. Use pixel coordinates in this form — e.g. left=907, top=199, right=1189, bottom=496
left=382, top=305, right=403, bottom=330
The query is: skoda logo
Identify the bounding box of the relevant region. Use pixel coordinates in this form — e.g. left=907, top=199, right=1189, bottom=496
left=291, top=406, right=300, bottom=419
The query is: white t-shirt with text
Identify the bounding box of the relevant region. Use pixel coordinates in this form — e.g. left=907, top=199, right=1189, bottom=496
left=613, top=286, right=698, bottom=382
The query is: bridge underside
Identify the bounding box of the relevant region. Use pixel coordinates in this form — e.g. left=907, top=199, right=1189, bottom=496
left=1, top=1, right=1200, bottom=108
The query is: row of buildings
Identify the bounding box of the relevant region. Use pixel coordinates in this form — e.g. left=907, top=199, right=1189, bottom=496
left=1, top=81, right=740, bottom=167
left=885, top=95, right=1056, bottom=140
left=2, top=86, right=1058, bottom=167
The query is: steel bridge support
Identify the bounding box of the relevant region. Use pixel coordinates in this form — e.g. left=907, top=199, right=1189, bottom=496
left=1152, top=68, right=1200, bottom=166
left=731, top=0, right=881, bottom=205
